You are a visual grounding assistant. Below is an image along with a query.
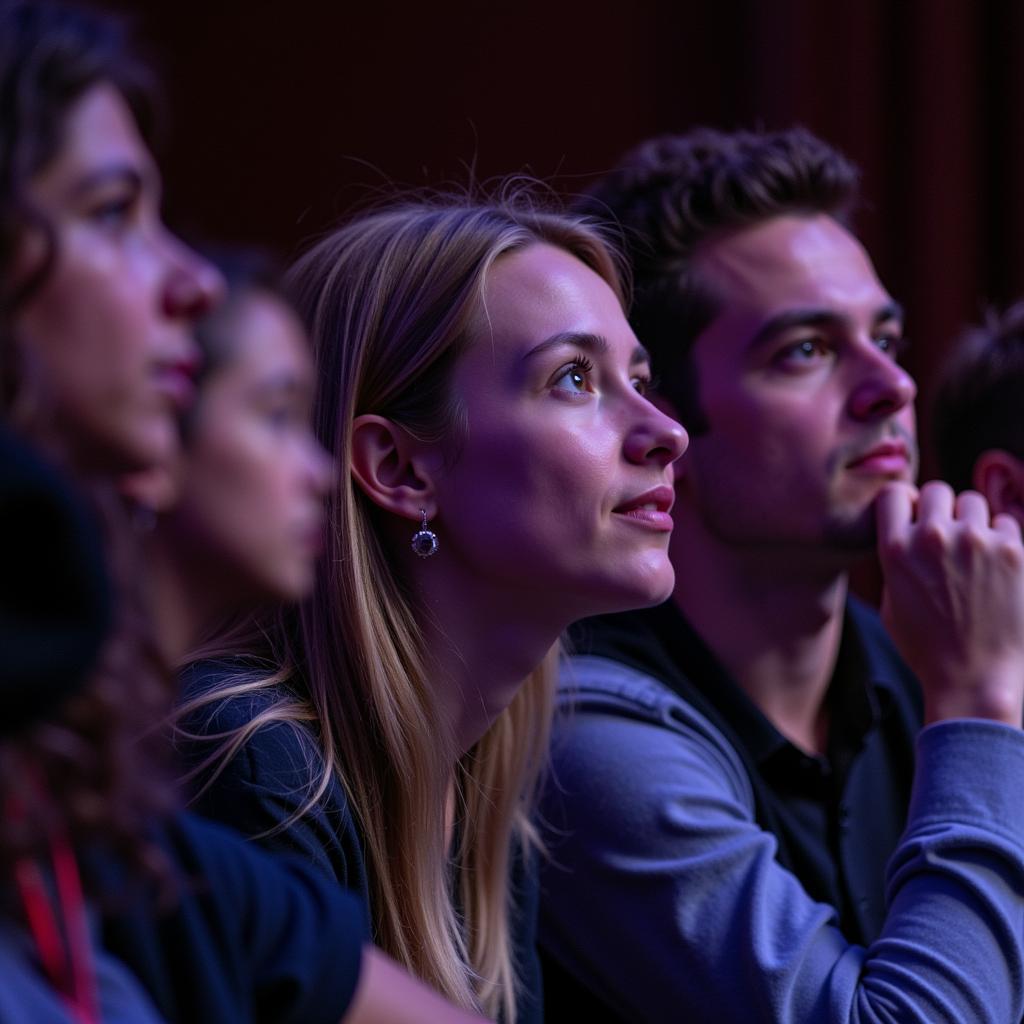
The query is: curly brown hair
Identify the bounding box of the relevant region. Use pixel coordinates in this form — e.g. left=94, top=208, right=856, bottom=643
left=576, top=127, right=860, bottom=431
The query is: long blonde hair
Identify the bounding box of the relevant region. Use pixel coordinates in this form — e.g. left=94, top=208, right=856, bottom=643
left=183, top=195, right=626, bottom=1020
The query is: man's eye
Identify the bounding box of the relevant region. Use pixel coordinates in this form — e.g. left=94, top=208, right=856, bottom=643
left=775, top=338, right=831, bottom=365
left=875, top=334, right=906, bottom=358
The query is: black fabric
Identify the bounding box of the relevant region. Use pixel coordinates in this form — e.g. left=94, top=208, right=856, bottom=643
left=0, top=427, right=110, bottom=731
left=567, top=597, right=922, bottom=943
left=177, top=662, right=544, bottom=1024
left=177, top=663, right=370, bottom=905
left=96, top=812, right=367, bottom=1024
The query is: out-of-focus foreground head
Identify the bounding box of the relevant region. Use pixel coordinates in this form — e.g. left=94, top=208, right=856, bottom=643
left=0, top=0, right=221, bottom=475
left=0, top=424, right=110, bottom=731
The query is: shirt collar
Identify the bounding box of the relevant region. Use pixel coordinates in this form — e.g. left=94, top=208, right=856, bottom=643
left=647, top=596, right=901, bottom=769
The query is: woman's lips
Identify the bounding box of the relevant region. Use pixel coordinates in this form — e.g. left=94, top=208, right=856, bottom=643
left=612, top=484, right=675, bottom=531
left=152, top=364, right=197, bottom=411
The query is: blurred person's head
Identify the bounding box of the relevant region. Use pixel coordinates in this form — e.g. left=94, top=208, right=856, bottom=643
left=0, top=0, right=219, bottom=890
left=0, top=0, right=221, bottom=476
left=124, top=253, right=334, bottom=657
left=933, top=302, right=1024, bottom=523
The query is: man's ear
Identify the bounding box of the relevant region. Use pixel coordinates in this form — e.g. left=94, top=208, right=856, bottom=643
left=350, top=414, right=439, bottom=521
left=972, top=449, right=1024, bottom=520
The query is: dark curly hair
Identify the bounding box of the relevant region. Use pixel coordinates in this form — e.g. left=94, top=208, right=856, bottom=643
left=0, top=0, right=176, bottom=898
left=933, top=302, right=1024, bottom=492
left=576, top=127, right=860, bottom=431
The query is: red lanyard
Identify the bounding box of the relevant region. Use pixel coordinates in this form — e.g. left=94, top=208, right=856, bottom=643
left=10, top=810, right=100, bottom=1024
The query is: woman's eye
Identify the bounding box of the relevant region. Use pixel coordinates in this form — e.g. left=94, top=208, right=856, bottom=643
left=90, top=195, right=135, bottom=228
left=632, top=375, right=652, bottom=396
left=265, top=406, right=299, bottom=430
left=551, top=357, right=594, bottom=395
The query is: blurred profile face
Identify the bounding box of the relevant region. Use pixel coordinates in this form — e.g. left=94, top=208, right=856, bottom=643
left=168, top=291, right=334, bottom=603
left=677, top=214, right=918, bottom=554
left=13, top=82, right=222, bottom=475
left=430, top=243, right=688, bottom=622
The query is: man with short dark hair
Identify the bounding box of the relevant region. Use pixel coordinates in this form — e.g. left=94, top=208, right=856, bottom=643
left=538, top=128, right=1024, bottom=1023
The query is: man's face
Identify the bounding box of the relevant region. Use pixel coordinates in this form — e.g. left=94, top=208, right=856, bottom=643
left=676, top=213, right=917, bottom=556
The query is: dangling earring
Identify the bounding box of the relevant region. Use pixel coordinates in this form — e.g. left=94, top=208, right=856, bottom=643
left=410, top=509, right=439, bottom=558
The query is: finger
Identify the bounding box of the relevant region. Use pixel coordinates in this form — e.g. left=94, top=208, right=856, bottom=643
left=875, top=482, right=914, bottom=551
left=917, top=480, right=955, bottom=526
left=994, top=512, right=1024, bottom=543
left=954, top=489, right=991, bottom=529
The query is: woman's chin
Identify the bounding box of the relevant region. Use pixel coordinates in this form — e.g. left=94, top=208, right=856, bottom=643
left=582, top=560, right=676, bottom=619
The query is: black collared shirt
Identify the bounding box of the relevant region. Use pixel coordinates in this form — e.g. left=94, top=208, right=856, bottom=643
left=567, top=595, right=923, bottom=945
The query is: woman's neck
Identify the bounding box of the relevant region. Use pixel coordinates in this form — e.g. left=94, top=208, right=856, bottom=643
left=413, top=565, right=563, bottom=753
left=142, top=532, right=219, bottom=666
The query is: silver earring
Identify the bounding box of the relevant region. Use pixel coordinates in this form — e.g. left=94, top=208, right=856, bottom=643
left=410, top=509, right=439, bottom=558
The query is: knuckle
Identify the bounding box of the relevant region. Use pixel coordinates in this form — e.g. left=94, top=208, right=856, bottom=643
left=915, top=522, right=947, bottom=553
left=878, top=535, right=908, bottom=563
left=956, top=525, right=987, bottom=554
left=998, top=538, right=1024, bottom=571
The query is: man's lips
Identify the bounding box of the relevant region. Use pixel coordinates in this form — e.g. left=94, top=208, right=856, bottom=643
left=612, top=484, right=675, bottom=530
left=845, top=441, right=910, bottom=475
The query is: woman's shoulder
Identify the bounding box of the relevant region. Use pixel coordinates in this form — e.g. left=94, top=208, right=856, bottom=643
left=175, top=659, right=330, bottom=813
left=178, top=659, right=313, bottom=749
left=180, top=655, right=291, bottom=708
left=173, top=662, right=365, bottom=891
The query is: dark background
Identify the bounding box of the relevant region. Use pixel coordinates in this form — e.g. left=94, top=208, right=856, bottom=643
left=99, top=0, right=1024, bottom=477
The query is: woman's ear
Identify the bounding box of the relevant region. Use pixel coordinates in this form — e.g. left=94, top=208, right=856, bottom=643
left=973, top=449, right=1024, bottom=523
left=350, top=414, right=439, bottom=521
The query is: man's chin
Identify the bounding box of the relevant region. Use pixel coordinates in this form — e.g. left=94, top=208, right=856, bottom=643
left=822, top=503, right=878, bottom=552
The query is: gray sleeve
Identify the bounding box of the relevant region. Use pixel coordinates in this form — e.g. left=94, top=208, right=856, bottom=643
left=539, top=657, right=1024, bottom=1024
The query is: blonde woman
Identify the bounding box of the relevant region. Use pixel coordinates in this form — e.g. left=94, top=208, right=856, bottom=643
left=177, top=197, right=688, bottom=1022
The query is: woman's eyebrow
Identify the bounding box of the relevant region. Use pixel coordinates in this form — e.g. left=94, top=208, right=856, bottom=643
left=524, top=331, right=650, bottom=367
left=67, top=162, right=156, bottom=201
